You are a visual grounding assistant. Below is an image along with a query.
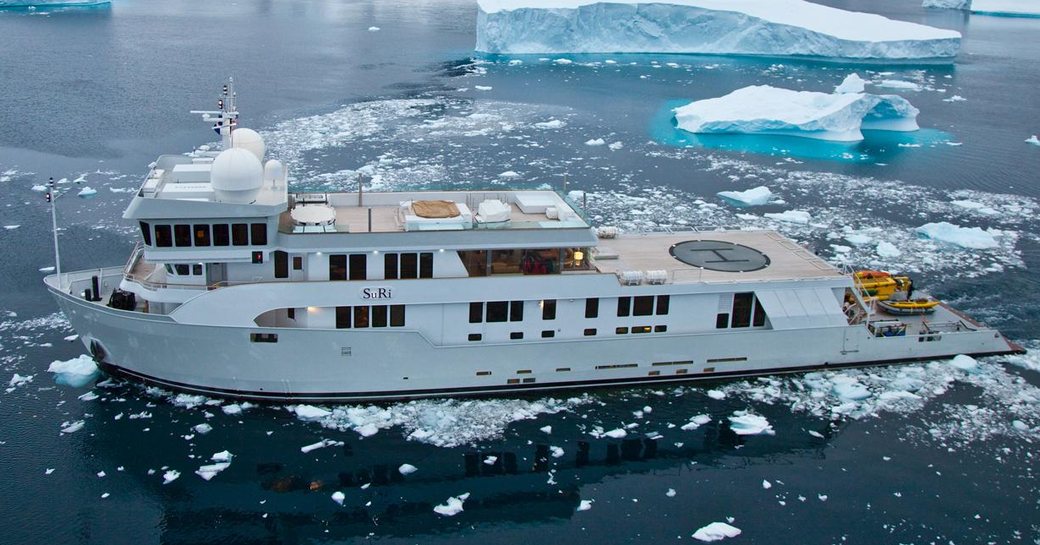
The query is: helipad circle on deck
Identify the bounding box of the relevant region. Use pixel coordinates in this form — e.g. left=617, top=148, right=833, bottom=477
left=669, top=240, right=770, bottom=272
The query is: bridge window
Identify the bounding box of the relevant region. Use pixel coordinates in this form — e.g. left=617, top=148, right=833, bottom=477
left=193, top=224, right=211, bottom=247
left=140, top=222, right=152, bottom=246
left=154, top=225, right=172, bottom=247
left=617, top=297, right=631, bottom=317
left=174, top=224, right=192, bottom=247
left=213, top=224, right=230, bottom=246
left=731, top=292, right=754, bottom=328
left=250, top=223, right=268, bottom=246
left=419, top=252, right=434, bottom=278
left=657, top=295, right=670, bottom=315
left=633, top=296, right=654, bottom=316
left=232, top=223, right=249, bottom=246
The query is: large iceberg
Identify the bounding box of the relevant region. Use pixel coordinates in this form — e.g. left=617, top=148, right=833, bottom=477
left=673, top=84, right=920, bottom=142
left=923, top=0, right=1040, bottom=17
left=476, top=0, right=962, bottom=60
left=0, top=0, right=108, bottom=6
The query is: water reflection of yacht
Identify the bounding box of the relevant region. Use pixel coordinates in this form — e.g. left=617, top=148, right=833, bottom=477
left=45, top=80, right=1021, bottom=401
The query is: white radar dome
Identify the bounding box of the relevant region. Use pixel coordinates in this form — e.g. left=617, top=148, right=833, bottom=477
left=264, top=159, right=287, bottom=189
left=211, top=147, right=264, bottom=204
left=231, top=128, right=266, bottom=162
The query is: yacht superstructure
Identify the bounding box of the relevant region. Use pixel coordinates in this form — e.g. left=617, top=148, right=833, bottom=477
left=44, top=81, right=1022, bottom=401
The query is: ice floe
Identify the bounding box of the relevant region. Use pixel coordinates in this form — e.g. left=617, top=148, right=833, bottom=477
left=1026, top=135, right=1040, bottom=146
left=915, top=222, right=1000, bottom=249
left=293, top=405, right=332, bottom=421
left=576, top=499, right=593, bottom=511
left=46, top=355, right=99, bottom=388
left=398, top=463, right=418, bottom=475
left=834, top=73, right=867, bottom=94
left=728, top=411, right=775, bottom=435
left=476, top=0, right=961, bottom=60
left=692, top=522, right=742, bottom=542
left=673, top=85, right=919, bottom=142
left=717, top=186, right=773, bottom=206
left=195, top=462, right=230, bottom=481
left=433, top=493, right=470, bottom=516
left=764, top=210, right=812, bottom=224
left=162, top=470, right=180, bottom=484
left=331, top=491, right=346, bottom=505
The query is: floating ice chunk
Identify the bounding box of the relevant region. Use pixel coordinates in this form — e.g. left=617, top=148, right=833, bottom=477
left=718, top=186, right=773, bottom=206
left=78, top=391, right=98, bottom=401
left=534, top=119, right=566, bottom=129
left=876, top=241, right=902, bottom=258
left=301, top=439, right=341, bottom=453
left=832, top=377, right=872, bottom=400
left=951, top=200, right=999, bottom=215
left=476, top=0, right=961, bottom=60
left=681, top=414, right=712, bottom=430
left=45, top=468, right=55, bottom=475
left=474, top=85, right=493, bottom=91
left=923, top=0, right=971, bottom=9
left=875, top=79, right=922, bottom=91
left=728, top=411, right=775, bottom=435
left=845, top=233, right=873, bottom=246
left=707, top=390, right=726, bottom=400
left=195, top=462, right=231, bottom=481
left=434, top=493, right=470, bottom=516
left=948, top=354, right=978, bottom=372
left=211, top=450, right=233, bottom=463
left=834, top=73, right=867, bottom=94
left=163, top=470, right=180, bottom=484
left=608, top=141, right=624, bottom=150
left=221, top=404, right=243, bottom=415
left=367, top=26, right=380, bottom=31
left=666, top=488, right=677, bottom=497
left=762, top=480, right=773, bottom=489
left=915, top=222, right=999, bottom=249
left=331, top=491, right=346, bottom=505
left=484, top=455, right=498, bottom=465
left=585, top=138, right=606, bottom=146
left=47, top=355, right=99, bottom=388
left=1026, top=135, right=1040, bottom=146
left=61, top=420, right=85, bottom=434
left=398, top=463, right=418, bottom=475
left=77, top=186, right=97, bottom=197
left=193, top=423, right=213, bottom=434
left=604, top=428, right=628, bottom=439
left=942, top=94, right=967, bottom=102
left=550, top=446, right=565, bottom=458
left=3, top=225, right=18, bottom=230
left=499, top=170, right=521, bottom=178
left=693, top=522, right=742, bottom=542
left=294, top=405, right=332, bottom=421
left=355, top=423, right=380, bottom=437
left=8, top=374, right=33, bottom=387
left=39, top=266, right=56, bottom=273
left=540, top=425, right=552, bottom=434
left=674, top=85, right=920, bottom=142
left=577, top=499, right=593, bottom=511
left=765, top=210, right=812, bottom=224
left=32, top=185, right=47, bottom=192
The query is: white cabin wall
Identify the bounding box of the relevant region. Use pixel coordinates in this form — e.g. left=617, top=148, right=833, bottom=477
left=309, top=253, right=329, bottom=282
left=434, top=251, right=468, bottom=278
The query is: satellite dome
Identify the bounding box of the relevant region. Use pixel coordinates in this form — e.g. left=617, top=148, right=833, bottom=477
left=231, top=128, right=265, bottom=162
left=211, top=148, right=264, bottom=203
left=263, top=159, right=286, bottom=189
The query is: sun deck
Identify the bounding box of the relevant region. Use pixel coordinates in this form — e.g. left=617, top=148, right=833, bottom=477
left=594, top=230, right=841, bottom=284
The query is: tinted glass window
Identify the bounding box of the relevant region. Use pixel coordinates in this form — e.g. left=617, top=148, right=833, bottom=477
left=716, top=313, right=729, bottom=329
left=213, top=224, right=230, bottom=246
left=486, top=301, right=508, bottom=323
left=329, top=255, right=347, bottom=280
left=372, top=305, right=388, bottom=327
left=336, top=306, right=351, bottom=328
left=174, top=224, right=192, bottom=247
left=400, top=253, right=418, bottom=279
left=231, top=224, right=248, bottom=246
left=193, top=224, right=211, bottom=247
left=542, top=299, right=557, bottom=320
left=753, top=297, right=767, bottom=327
left=617, top=297, right=631, bottom=317
left=469, top=302, right=483, bottom=323
left=349, top=254, right=367, bottom=281
left=353, top=306, right=370, bottom=328
left=292, top=256, right=303, bottom=270
left=585, top=298, right=599, bottom=318
left=273, top=251, right=288, bottom=279
left=154, top=225, right=172, bottom=247
left=510, top=301, right=524, bottom=322
left=732, top=292, right=754, bottom=328
left=140, top=222, right=152, bottom=246
left=390, top=305, right=405, bottom=327
left=384, top=253, right=398, bottom=279
left=250, top=223, right=268, bottom=246
left=192, top=264, right=203, bottom=276
left=419, top=252, right=433, bottom=278
left=174, top=264, right=189, bottom=275
left=656, top=295, right=670, bottom=315
left=633, top=296, right=654, bottom=316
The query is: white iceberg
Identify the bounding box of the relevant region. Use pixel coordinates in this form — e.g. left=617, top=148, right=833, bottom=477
left=834, top=73, right=867, bottom=94
left=728, top=411, right=775, bottom=435
left=673, top=85, right=919, bottom=142
left=717, top=186, right=773, bottom=206
left=1026, top=135, right=1040, bottom=146
left=876, top=240, right=902, bottom=258
left=195, top=462, right=231, bottom=481
left=875, top=79, right=922, bottom=91
left=476, top=0, right=961, bottom=60
left=294, top=404, right=332, bottom=421
left=47, top=355, right=99, bottom=388
left=434, top=493, right=470, bottom=516
left=923, top=0, right=971, bottom=8
left=398, top=463, right=418, bottom=475
left=915, top=222, right=999, bottom=249
left=925, top=0, right=1040, bottom=16
left=693, top=522, right=742, bottom=542
left=765, top=210, right=812, bottom=224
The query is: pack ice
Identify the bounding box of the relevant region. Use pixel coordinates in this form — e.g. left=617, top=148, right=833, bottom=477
left=476, top=0, right=961, bottom=60
left=673, top=84, right=919, bottom=142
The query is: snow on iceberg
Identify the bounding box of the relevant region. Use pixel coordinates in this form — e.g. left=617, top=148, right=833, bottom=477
left=476, top=0, right=961, bottom=60
left=47, top=355, right=99, bottom=388
left=717, top=186, right=773, bottom=206
left=915, top=222, right=999, bottom=249
left=673, top=85, right=919, bottom=142
left=693, top=522, right=742, bottom=542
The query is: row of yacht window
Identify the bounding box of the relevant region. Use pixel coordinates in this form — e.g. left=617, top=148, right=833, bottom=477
left=140, top=221, right=268, bottom=248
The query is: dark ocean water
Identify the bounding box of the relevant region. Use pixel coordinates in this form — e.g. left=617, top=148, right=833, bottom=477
left=1, top=0, right=1039, bottom=543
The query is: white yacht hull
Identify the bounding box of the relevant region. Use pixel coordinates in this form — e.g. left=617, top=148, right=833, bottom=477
left=49, top=274, right=1019, bottom=402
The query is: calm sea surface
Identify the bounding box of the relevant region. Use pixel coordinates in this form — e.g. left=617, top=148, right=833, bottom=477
left=1, top=0, right=1039, bottom=543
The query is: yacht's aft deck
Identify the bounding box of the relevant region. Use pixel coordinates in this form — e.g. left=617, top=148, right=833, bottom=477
left=594, top=230, right=841, bottom=284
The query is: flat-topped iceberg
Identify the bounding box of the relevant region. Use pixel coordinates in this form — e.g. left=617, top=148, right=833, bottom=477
left=923, top=0, right=1040, bottom=17
left=476, top=0, right=962, bottom=60
left=673, top=84, right=920, bottom=142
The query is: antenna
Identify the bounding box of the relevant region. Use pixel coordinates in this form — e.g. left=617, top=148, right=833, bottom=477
left=189, top=77, right=239, bottom=150
left=46, top=177, right=62, bottom=290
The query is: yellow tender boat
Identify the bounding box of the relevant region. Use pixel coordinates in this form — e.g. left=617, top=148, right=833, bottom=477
left=853, top=270, right=913, bottom=301
left=877, top=298, right=940, bottom=315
